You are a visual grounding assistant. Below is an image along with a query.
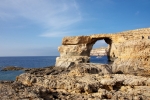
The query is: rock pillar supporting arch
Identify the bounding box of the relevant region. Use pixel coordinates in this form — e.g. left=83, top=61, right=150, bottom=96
left=104, top=38, right=113, bottom=61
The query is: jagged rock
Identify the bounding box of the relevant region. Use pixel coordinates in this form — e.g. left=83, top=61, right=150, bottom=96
left=16, top=65, right=150, bottom=99
left=0, top=63, right=150, bottom=99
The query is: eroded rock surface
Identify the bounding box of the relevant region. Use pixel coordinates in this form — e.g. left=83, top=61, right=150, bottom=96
left=56, top=28, right=150, bottom=76
left=1, top=64, right=150, bottom=99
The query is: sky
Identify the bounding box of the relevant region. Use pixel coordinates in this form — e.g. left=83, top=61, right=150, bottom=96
left=0, top=0, right=150, bottom=56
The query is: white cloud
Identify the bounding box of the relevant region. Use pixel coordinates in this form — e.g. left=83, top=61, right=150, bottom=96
left=0, top=0, right=82, bottom=37
left=39, top=31, right=69, bottom=37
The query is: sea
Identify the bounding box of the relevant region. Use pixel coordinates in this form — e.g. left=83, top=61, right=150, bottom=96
left=0, top=56, right=108, bottom=81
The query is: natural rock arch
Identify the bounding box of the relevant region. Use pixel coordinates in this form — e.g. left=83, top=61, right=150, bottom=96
left=55, top=35, right=115, bottom=68
left=55, top=28, right=150, bottom=76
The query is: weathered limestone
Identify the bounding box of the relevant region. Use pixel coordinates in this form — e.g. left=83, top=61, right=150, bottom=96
left=13, top=65, right=150, bottom=99
left=56, top=35, right=112, bottom=67
left=1, top=64, right=150, bottom=99
left=56, top=28, right=150, bottom=75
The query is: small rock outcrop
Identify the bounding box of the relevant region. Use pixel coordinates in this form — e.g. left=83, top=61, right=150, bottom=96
left=56, top=28, right=150, bottom=76
left=1, top=66, right=24, bottom=71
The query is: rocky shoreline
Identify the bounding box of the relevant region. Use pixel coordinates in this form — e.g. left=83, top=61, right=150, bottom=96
left=1, top=28, right=150, bottom=99
left=0, top=63, right=150, bottom=100
left=1, top=66, right=55, bottom=74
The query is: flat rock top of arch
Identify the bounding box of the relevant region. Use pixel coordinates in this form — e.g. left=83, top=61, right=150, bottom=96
left=62, top=28, right=150, bottom=45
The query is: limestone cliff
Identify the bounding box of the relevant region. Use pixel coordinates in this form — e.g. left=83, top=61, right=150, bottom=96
left=56, top=28, right=150, bottom=76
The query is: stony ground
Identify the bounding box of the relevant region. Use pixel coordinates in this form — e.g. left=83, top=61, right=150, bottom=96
left=0, top=63, right=150, bottom=100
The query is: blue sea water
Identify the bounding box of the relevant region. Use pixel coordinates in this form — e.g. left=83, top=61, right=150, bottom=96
left=0, top=56, right=108, bottom=81
left=90, top=56, right=109, bottom=64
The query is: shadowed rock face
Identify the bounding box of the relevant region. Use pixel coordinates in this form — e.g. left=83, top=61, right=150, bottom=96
left=56, top=28, right=150, bottom=75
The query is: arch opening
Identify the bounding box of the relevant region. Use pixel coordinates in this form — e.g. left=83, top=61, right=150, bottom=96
left=90, top=38, right=112, bottom=64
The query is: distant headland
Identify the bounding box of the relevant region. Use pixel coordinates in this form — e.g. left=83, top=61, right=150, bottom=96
left=90, top=47, right=108, bottom=57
